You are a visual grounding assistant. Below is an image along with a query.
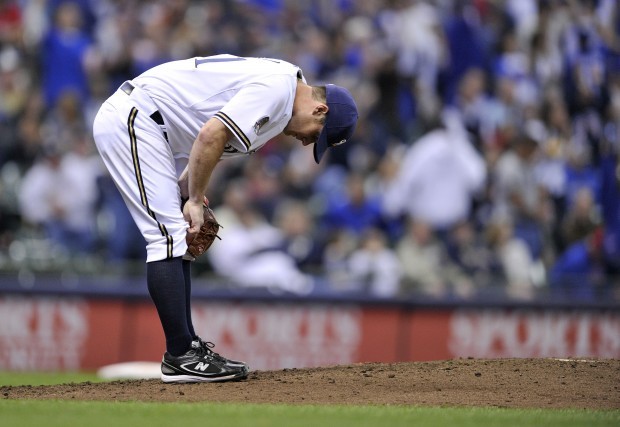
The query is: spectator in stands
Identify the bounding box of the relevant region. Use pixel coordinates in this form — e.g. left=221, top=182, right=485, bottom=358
left=505, top=0, right=538, bottom=47
left=396, top=218, right=449, bottom=298
left=208, top=178, right=316, bottom=294
left=347, top=228, right=402, bottom=298
left=550, top=227, right=606, bottom=300
left=11, top=92, right=45, bottom=168
left=367, top=53, right=412, bottom=145
left=379, top=0, right=447, bottom=94
left=321, top=230, right=359, bottom=293
left=446, top=68, right=501, bottom=152
left=560, top=186, right=601, bottom=250
left=40, top=89, right=88, bottom=152
left=207, top=207, right=314, bottom=295
left=491, top=120, right=549, bottom=260
left=535, top=94, right=572, bottom=229
left=241, top=156, right=284, bottom=223
left=564, top=144, right=602, bottom=210
left=367, top=143, right=407, bottom=242
left=563, top=0, right=609, bottom=121
left=18, top=138, right=101, bottom=256
left=272, top=198, right=324, bottom=274
left=383, top=109, right=486, bottom=234
left=41, top=1, right=92, bottom=108
left=529, top=29, right=564, bottom=91
left=0, top=46, right=29, bottom=125
left=321, top=171, right=384, bottom=239
left=211, top=177, right=252, bottom=229
left=440, top=1, right=488, bottom=105
left=485, top=217, right=536, bottom=300
left=18, top=145, right=64, bottom=244
left=96, top=170, right=146, bottom=266
left=444, top=220, right=499, bottom=296
left=489, top=76, right=524, bottom=153
left=280, top=135, right=324, bottom=200
left=493, top=27, right=539, bottom=111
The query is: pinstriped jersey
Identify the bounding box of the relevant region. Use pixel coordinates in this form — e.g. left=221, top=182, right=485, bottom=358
left=132, top=55, right=304, bottom=161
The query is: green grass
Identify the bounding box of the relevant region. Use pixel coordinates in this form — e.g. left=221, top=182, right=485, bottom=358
left=0, top=400, right=618, bottom=427
left=0, top=372, right=618, bottom=427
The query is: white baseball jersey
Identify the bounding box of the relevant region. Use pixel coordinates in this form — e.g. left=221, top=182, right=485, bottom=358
left=93, top=55, right=303, bottom=262
left=133, top=54, right=304, bottom=162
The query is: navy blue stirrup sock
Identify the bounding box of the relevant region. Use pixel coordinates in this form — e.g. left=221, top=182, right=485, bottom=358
left=182, top=259, right=196, bottom=338
left=147, top=257, right=193, bottom=357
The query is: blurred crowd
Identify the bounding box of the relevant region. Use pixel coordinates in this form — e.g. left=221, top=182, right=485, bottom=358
left=0, top=0, right=618, bottom=301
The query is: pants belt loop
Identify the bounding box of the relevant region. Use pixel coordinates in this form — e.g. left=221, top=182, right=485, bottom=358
left=120, top=81, right=168, bottom=142
left=120, top=81, right=134, bottom=95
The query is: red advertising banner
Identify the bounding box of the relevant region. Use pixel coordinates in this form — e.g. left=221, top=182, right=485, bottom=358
left=0, top=296, right=618, bottom=372
left=445, top=309, right=620, bottom=359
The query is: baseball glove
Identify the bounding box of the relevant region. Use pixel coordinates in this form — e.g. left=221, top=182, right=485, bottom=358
left=184, top=197, right=222, bottom=261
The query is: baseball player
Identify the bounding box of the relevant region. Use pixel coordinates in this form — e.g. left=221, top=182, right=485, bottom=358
left=92, top=54, right=358, bottom=383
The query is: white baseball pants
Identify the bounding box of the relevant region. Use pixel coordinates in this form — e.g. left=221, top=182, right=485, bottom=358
left=93, top=83, right=188, bottom=262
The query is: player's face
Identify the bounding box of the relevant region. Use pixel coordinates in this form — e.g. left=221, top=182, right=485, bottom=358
left=283, top=103, right=327, bottom=146
left=284, top=122, right=322, bottom=146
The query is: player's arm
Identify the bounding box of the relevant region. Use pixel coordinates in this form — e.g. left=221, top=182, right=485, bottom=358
left=178, top=165, right=189, bottom=201
left=184, top=117, right=231, bottom=237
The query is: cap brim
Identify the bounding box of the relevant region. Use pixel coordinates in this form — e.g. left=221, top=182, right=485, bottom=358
left=313, top=129, right=329, bottom=164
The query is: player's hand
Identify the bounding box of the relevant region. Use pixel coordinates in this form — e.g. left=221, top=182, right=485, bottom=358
left=183, top=198, right=206, bottom=242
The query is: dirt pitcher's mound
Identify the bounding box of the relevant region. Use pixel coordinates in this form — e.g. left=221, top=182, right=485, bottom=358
left=2, top=358, right=619, bottom=409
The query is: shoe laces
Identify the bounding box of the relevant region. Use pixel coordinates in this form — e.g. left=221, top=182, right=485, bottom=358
left=194, top=337, right=227, bottom=362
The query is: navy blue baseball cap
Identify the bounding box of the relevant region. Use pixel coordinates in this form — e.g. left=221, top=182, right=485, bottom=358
left=313, top=84, right=359, bottom=164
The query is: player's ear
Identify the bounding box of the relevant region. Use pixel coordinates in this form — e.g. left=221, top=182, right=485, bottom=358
left=314, top=103, right=328, bottom=116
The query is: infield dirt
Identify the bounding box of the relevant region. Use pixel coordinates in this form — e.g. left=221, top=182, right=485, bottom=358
left=2, top=358, right=619, bottom=409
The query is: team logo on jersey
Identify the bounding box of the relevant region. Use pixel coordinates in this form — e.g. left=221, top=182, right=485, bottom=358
left=253, top=116, right=269, bottom=135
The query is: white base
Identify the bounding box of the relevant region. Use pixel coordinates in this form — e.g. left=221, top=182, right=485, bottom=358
left=97, top=361, right=161, bottom=380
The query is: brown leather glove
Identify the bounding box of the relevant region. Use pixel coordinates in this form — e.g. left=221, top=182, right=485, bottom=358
left=184, top=198, right=221, bottom=261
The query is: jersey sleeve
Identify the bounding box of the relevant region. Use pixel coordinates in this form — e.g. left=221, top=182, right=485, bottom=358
left=214, top=74, right=294, bottom=153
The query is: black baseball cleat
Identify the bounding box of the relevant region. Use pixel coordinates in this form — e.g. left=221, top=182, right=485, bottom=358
left=193, top=336, right=249, bottom=372
left=161, top=341, right=248, bottom=383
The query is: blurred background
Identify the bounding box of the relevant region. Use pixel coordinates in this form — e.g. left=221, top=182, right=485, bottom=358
left=0, top=0, right=619, bottom=373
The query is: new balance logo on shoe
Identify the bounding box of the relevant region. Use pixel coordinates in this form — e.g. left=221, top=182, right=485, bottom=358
left=195, top=362, right=210, bottom=372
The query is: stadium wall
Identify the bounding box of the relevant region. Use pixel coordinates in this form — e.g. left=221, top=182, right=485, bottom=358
left=0, top=290, right=618, bottom=372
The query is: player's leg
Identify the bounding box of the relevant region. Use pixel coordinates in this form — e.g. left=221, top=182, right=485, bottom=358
left=93, top=102, right=192, bottom=356
left=182, top=259, right=196, bottom=338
